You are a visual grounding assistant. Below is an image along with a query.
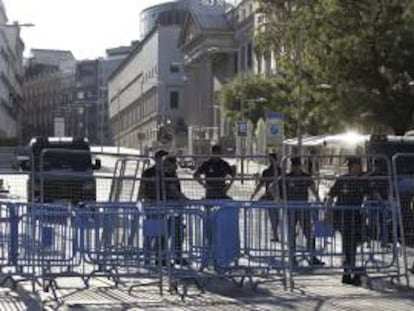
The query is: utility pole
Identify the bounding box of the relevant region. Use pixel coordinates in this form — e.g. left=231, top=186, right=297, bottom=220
left=97, top=58, right=104, bottom=152
left=238, top=92, right=249, bottom=184
left=296, top=0, right=309, bottom=156
left=296, top=23, right=303, bottom=156
left=117, top=88, right=121, bottom=154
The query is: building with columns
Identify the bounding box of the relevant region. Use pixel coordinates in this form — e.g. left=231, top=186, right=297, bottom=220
left=109, top=0, right=276, bottom=154
left=178, top=0, right=267, bottom=154
left=0, top=0, right=25, bottom=143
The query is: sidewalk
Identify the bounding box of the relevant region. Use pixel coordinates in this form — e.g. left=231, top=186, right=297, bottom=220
left=18, top=272, right=413, bottom=311
left=0, top=282, right=42, bottom=311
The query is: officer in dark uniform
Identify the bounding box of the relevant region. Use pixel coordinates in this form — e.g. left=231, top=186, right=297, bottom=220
left=137, top=150, right=174, bottom=266
left=162, top=156, right=188, bottom=265
left=285, top=156, right=324, bottom=266
left=138, top=149, right=169, bottom=202
left=250, top=153, right=282, bottom=241
left=194, top=145, right=235, bottom=199
left=367, top=158, right=391, bottom=246
left=327, top=156, right=370, bottom=286
left=194, top=145, right=236, bottom=252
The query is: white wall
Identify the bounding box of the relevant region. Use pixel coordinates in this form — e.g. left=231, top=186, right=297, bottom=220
left=108, top=26, right=186, bottom=150
left=109, top=31, right=159, bottom=119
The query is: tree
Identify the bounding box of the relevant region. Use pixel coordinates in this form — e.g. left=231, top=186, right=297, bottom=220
left=218, top=73, right=338, bottom=137
left=219, top=74, right=293, bottom=134
left=256, top=0, right=414, bottom=135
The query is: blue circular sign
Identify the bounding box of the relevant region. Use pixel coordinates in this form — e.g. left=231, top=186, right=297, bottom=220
left=269, top=124, right=279, bottom=136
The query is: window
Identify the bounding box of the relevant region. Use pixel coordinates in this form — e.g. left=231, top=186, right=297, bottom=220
left=240, top=46, right=246, bottom=72
left=170, top=91, right=179, bottom=109
left=257, top=53, right=262, bottom=74
left=170, top=64, right=180, bottom=73
left=234, top=52, right=239, bottom=74
left=247, top=42, right=253, bottom=70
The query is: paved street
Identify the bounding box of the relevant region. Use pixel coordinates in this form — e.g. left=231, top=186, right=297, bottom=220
left=1, top=271, right=412, bottom=310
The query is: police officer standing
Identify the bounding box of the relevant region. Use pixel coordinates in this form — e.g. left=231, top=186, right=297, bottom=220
left=137, top=150, right=187, bottom=266
left=162, top=156, right=188, bottom=265
left=194, top=145, right=235, bottom=199
left=326, top=156, right=370, bottom=286
left=285, top=156, right=324, bottom=266
left=138, top=149, right=169, bottom=202
left=250, top=153, right=282, bottom=242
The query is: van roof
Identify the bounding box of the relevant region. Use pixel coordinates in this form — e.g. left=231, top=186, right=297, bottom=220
left=29, top=137, right=90, bottom=148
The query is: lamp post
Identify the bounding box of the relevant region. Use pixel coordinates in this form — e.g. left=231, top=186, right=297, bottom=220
left=98, top=85, right=108, bottom=152
left=0, top=23, right=35, bottom=28
left=116, top=88, right=121, bottom=154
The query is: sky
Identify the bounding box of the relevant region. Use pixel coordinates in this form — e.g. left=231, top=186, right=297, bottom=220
left=2, top=0, right=172, bottom=60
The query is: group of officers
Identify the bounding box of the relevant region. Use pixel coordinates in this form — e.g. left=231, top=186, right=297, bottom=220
left=137, top=145, right=391, bottom=287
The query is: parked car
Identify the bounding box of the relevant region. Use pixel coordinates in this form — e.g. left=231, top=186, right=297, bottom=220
left=178, top=157, right=196, bottom=170
left=13, top=146, right=30, bottom=171
left=19, top=137, right=101, bottom=204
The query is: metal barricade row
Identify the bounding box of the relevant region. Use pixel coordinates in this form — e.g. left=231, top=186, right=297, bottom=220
left=0, top=151, right=409, bottom=302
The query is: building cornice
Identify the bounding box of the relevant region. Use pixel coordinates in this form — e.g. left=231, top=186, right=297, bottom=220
left=108, top=27, right=159, bottom=83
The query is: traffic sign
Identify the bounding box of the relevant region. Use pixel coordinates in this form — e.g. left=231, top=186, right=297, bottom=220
left=266, top=112, right=284, bottom=147
left=237, top=121, right=248, bottom=136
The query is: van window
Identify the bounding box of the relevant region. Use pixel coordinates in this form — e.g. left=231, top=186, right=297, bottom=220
left=31, top=141, right=93, bottom=171
left=367, top=141, right=414, bottom=174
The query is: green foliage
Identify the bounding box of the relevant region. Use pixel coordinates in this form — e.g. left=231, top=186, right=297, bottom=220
left=256, top=0, right=414, bottom=135
left=219, top=74, right=290, bottom=134
left=218, top=73, right=339, bottom=137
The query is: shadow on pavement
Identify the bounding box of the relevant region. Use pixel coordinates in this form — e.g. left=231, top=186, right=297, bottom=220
left=0, top=283, right=42, bottom=311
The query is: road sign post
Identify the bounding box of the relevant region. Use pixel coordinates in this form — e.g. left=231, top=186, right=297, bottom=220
left=54, top=117, right=65, bottom=137
left=266, top=112, right=284, bottom=153
left=236, top=121, right=248, bottom=184
left=237, top=121, right=248, bottom=137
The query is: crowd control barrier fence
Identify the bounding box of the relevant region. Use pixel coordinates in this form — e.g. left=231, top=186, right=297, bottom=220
left=0, top=151, right=409, bottom=301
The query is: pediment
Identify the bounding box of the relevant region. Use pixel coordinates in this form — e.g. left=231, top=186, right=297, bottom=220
left=178, top=13, right=201, bottom=48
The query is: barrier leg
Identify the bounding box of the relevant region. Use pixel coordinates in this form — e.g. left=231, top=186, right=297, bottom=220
left=9, top=204, right=18, bottom=266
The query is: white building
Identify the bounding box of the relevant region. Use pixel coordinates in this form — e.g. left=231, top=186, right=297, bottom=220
left=97, top=45, right=136, bottom=145
left=108, top=25, right=187, bottom=152
left=0, top=1, right=25, bottom=141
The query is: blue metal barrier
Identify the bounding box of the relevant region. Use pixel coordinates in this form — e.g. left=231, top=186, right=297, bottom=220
left=211, top=203, right=240, bottom=268
left=0, top=198, right=405, bottom=299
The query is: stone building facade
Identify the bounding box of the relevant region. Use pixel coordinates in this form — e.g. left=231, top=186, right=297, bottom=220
left=108, top=25, right=187, bottom=153
left=0, top=0, right=25, bottom=143
left=22, top=50, right=76, bottom=143
left=178, top=0, right=263, bottom=154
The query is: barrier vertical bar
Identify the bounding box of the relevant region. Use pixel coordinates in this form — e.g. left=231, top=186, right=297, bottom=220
left=391, top=153, right=410, bottom=287
left=9, top=203, right=18, bottom=266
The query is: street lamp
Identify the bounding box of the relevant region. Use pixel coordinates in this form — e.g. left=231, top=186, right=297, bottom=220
left=0, top=23, right=35, bottom=28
